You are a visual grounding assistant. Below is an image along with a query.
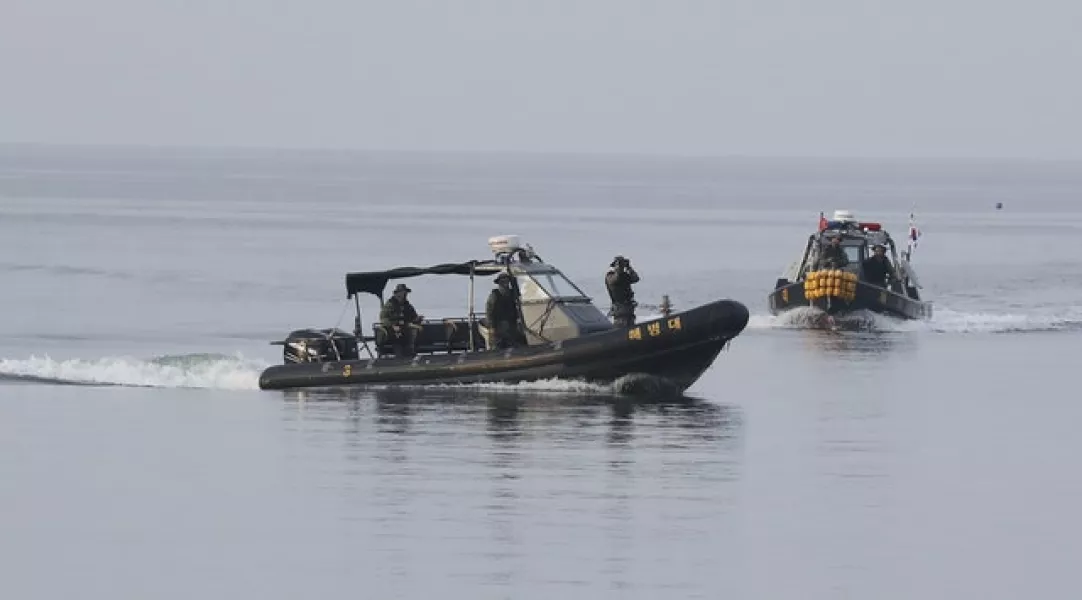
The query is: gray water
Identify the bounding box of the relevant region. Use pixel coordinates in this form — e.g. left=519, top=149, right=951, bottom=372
left=2, top=146, right=1081, bottom=599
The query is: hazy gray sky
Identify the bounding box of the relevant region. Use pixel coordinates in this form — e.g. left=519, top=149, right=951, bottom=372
left=3, top=0, right=1080, bottom=159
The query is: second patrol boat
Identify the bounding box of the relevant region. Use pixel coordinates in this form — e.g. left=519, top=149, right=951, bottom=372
left=767, top=210, right=933, bottom=322
left=258, top=235, right=750, bottom=393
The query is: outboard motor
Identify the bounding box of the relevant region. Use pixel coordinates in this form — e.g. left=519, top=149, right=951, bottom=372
left=281, top=328, right=359, bottom=364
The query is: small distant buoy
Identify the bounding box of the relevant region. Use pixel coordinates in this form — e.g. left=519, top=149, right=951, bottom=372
left=995, top=202, right=1003, bottom=210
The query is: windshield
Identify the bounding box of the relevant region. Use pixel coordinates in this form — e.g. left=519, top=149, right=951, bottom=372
left=516, top=272, right=588, bottom=301
left=806, top=241, right=864, bottom=275
left=819, top=242, right=862, bottom=261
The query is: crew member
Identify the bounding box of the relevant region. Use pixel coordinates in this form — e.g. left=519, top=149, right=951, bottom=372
left=605, top=255, right=640, bottom=327
left=861, top=244, right=893, bottom=288
left=817, top=236, right=849, bottom=269
left=486, top=272, right=527, bottom=349
left=379, top=283, right=424, bottom=357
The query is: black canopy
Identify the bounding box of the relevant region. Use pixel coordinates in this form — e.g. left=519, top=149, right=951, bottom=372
left=345, top=260, right=502, bottom=299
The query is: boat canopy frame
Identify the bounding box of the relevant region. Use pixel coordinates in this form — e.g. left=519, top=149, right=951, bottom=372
left=342, top=259, right=511, bottom=357
left=345, top=260, right=506, bottom=301
left=342, top=256, right=581, bottom=357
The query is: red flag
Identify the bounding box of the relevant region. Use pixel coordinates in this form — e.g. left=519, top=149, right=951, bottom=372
left=818, top=212, right=828, bottom=232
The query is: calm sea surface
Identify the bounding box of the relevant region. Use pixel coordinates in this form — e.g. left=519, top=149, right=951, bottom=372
left=2, top=146, right=1081, bottom=599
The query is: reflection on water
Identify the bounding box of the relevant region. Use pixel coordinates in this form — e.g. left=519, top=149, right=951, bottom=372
left=267, top=372, right=907, bottom=598
left=279, top=386, right=741, bottom=443
left=806, top=370, right=894, bottom=587
left=795, top=328, right=917, bottom=360
left=274, top=387, right=744, bottom=596
left=486, top=395, right=523, bottom=441
left=764, top=307, right=922, bottom=364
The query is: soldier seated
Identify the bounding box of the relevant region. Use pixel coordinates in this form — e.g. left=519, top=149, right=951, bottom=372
left=379, top=283, right=425, bottom=357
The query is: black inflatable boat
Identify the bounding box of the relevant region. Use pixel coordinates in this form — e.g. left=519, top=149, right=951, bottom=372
left=259, top=235, right=749, bottom=392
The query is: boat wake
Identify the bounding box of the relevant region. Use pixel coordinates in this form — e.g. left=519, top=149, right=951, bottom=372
left=289, top=372, right=686, bottom=399
left=0, top=353, right=268, bottom=390
left=749, top=307, right=884, bottom=332
left=922, top=307, right=1082, bottom=334
left=0, top=353, right=687, bottom=397
left=748, top=306, right=1082, bottom=334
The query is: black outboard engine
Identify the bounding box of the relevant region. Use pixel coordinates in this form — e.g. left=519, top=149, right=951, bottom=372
left=281, top=328, right=359, bottom=364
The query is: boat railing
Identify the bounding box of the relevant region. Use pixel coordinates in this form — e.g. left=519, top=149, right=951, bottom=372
left=794, top=234, right=816, bottom=281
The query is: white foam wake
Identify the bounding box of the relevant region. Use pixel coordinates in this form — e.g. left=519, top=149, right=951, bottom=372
left=0, top=354, right=681, bottom=396
left=923, top=308, right=1082, bottom=334
left=418, top=378, right=612, bottom=393
left=748, top=306, right=1082, bottom=334
left=0, top=353, right=268, bottom=390
left=375, top=372, right=679, bottom=397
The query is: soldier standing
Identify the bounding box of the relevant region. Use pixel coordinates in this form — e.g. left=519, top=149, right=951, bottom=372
left=605, top=255, right=640, bottom=327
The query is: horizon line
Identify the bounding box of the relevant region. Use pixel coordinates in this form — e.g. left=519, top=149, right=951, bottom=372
left=2, top=140, right=1082, bottom=165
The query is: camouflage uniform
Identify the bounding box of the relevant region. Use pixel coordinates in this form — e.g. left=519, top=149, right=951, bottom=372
left=605, top=256, right=640, bottom=327
left=379, top=285, right=422, bottom=357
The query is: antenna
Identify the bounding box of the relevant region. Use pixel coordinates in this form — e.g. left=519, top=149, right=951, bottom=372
left=905, top=205, right=920, bottom=262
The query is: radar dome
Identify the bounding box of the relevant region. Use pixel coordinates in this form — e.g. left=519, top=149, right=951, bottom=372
left=488, top=235, right=524, bottom=255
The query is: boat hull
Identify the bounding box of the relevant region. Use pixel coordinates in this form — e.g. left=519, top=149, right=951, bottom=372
left=767, top=280, right=932, bottom=320
left=258, top=299, right=750, bottom=392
